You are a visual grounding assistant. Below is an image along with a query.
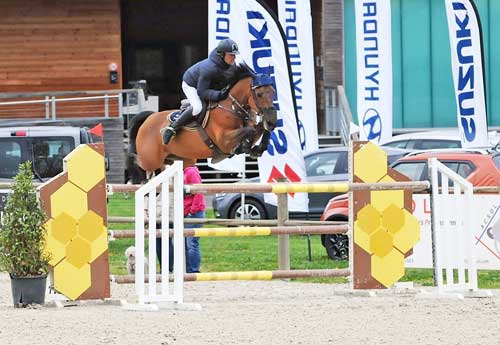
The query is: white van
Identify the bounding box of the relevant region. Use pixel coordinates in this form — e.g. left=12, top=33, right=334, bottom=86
left=0, top=126, right=94, bottom=226
left=0, top=126, right=93, bottom=183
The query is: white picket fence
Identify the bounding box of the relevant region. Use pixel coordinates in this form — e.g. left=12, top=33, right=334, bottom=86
left=429, top=157, right=477, bottom=293
left=134, top=161, right=184, bottom=305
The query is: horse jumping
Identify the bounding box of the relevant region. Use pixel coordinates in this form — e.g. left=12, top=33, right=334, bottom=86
left=128, top=73, right=276, bottom=180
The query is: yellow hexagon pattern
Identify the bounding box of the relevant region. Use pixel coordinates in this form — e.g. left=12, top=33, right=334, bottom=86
left=371, top=249, right=405, bottom=287
left=66, top=145, right=105, bottom=192
left=50, top=183, right=88, bottom=219
left=393, top=209, right=420, bottom=255
left=43, top=220, right=66, bottom=266
left=51, top=212, right=77, bottom=245
left=370, top=175, right=405, bottom=213
left=353, top=142, right=421, bottom=288
left=54, top=260, right=91, bottom=301
left=353, top=142, right=387, bottom=182
left=42, top=144, right=108, bottom=300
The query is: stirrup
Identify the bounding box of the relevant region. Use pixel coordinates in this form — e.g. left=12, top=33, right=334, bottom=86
left=160, top=126, right=175, bottom=135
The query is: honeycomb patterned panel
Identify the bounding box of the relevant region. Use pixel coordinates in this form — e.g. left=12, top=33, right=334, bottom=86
left=40, top=143, right=109, bottom=301
left=352, top=141, right=421, bottom=289
left=66, top=145, right=106, bottom=192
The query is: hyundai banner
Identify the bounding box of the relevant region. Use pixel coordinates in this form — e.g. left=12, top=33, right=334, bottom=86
left=354, top=0, right=393, bottom=144
left=444, top=0, right=488, bottom=148
left=208, top=0, right=308, bottom=211
left=278, top=0, right=318, bottom=153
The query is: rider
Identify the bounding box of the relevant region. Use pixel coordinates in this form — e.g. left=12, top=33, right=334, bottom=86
left=161, top=38, right=241, bottom=145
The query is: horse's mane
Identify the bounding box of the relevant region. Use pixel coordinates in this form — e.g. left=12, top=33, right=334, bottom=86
left=227, top=62, right=256, bottom=88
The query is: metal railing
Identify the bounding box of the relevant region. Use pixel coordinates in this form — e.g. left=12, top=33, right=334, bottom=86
left=0, top=89, right=154, bottom=120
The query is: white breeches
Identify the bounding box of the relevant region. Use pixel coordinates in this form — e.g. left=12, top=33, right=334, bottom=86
left=182, top=81, right=203, bottom=116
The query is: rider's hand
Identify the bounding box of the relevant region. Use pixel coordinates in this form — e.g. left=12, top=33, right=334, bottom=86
left=218, top=86, right=230, bottom=100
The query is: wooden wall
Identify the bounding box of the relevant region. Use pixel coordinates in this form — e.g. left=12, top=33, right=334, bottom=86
left=0, top=0, right=122, bottom=119
left=322, top=0, right=344, bottom=88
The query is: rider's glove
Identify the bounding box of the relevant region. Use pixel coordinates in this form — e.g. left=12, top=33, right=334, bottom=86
left=218, top=86, right=230, bottom=100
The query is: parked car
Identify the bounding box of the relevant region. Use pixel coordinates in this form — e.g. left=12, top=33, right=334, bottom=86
left=320, top=150, right=500, bottom=260
left=382, top=129, right=500, bottom=150
left=0, top=126, right=94, bottom=225
left=212, top=146, right=410, bottom=221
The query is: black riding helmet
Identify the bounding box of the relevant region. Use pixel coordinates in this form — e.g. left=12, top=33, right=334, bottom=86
left=216, top=39, right=240, bottom=56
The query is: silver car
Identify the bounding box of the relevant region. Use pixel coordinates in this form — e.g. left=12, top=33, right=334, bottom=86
left=212, top=146, right=410, bottom=220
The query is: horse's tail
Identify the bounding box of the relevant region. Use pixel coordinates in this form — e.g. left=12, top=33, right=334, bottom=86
left=126, top=111, right=154, bottom=184
left=128, top=110, right=154, bottom=154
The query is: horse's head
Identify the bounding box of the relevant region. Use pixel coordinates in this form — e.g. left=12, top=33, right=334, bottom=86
left=249, top=74, right=277, bottom=132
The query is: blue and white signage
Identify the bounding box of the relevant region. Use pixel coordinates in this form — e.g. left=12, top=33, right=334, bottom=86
left=354, top=0, right=393, bottom=144
left=208, top=0, right=308, bottom=211
left=444, top=0, right=488, bottom=148
left=278, top=0, right=318, bottom=153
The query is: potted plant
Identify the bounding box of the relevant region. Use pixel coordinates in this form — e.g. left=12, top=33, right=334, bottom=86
left=0, top=161, right=50, bottom=307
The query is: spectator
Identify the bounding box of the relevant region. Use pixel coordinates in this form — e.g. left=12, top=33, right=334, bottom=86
left=155, top=164, right=205, bottom=273
left=184, top=165, right=205, bottom=273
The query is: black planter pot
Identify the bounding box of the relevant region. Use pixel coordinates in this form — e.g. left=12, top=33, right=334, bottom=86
left=10, top=274, right=47, bottom=308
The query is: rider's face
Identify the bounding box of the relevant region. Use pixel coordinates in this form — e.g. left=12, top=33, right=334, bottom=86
left=224, top=53, right=236, bottom=65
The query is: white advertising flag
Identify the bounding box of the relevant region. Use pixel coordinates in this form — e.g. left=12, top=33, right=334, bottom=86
left=278, top=0, right=318, bottom=153
left=444, top=0, right=488, bottom=148
left=354, top=0, right=393, bottom=144
left=208, top=0, right=308, bottom=211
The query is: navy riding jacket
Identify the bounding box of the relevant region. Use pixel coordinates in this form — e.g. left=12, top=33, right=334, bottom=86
left=183, top=49, right=237, bottom=102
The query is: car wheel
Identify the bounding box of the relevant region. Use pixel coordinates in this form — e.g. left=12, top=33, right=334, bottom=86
left=324, top=234, right=349, bottom=260
left=229, top=199, right=267, bottom=220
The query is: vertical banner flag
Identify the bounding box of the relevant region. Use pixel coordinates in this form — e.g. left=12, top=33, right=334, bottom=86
left=354, top=0, right=393, bottom=144
left=278, top=0, right=318, bottom=153
left=444, top=0, right=488, bottom=148
left=208, top=0, right=308, bottom=211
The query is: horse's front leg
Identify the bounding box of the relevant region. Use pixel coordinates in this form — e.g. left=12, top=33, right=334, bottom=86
left=249, top=130, right=271, bottom=158
left=230, top=127, right=256, bottom=154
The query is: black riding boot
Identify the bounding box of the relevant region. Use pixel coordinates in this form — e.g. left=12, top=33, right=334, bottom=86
left=161, top=106, right=195, bottom=145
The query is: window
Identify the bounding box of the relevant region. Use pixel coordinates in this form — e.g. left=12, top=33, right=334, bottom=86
left=418, top=140, right=461, bottom=150
left=493, top=154, right=500, bottom=170
left=305, top=152, right=346, bottom=177
left=32, top=138, right=74, bottom=178
left=384, top=140, right=408, bottom=149
left=0, top=140, right=23, bottom=178
left=392, top=162, right=427, bottom=181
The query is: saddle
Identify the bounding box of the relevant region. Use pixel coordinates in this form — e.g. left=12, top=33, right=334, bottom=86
left=166, top=100, right=210, bottom=131
left=166, top=100, right=229, bottom=163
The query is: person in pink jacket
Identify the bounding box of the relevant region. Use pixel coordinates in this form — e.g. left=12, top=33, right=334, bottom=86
left=183, top=165, right=206, bottom=273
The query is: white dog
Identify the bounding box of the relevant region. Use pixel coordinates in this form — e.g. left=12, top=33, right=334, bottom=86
left=125, top=246, right=148, bottom=274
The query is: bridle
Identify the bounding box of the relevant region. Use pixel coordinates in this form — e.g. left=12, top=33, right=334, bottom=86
left=215, top=82, right=274, bottom=128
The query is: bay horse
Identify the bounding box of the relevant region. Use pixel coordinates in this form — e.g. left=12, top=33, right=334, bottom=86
left=128, top=72, right=277, bottom=181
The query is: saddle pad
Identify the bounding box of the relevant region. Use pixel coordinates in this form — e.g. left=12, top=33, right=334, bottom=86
left=167, top=110, right=197, bottom=130
left=167, top=109, right=211, bottom=130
